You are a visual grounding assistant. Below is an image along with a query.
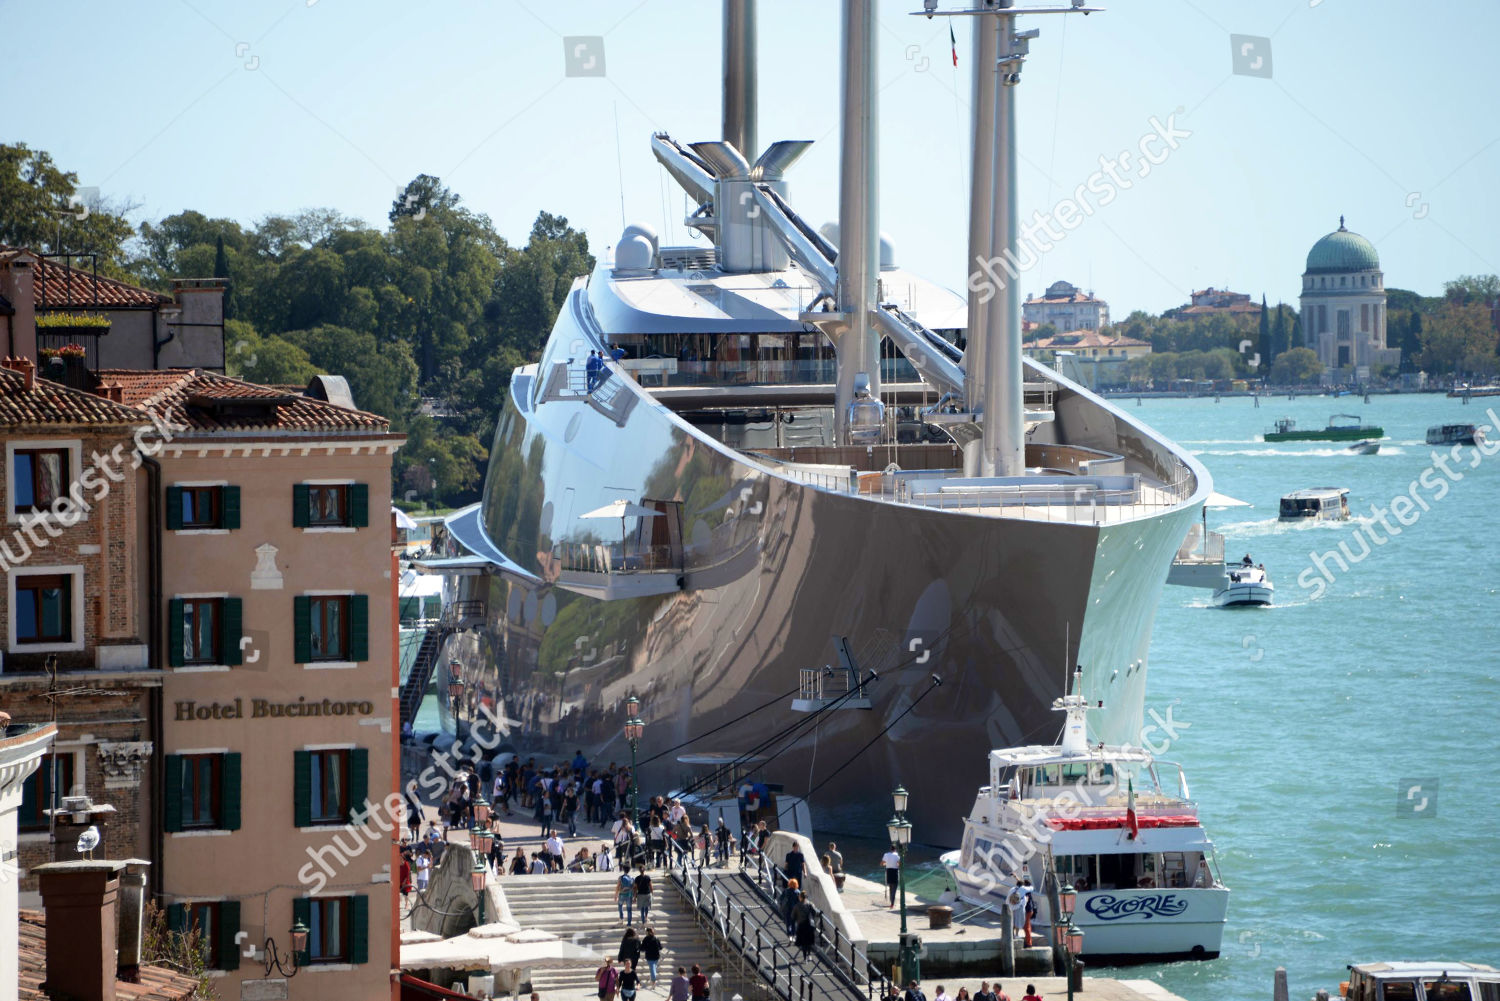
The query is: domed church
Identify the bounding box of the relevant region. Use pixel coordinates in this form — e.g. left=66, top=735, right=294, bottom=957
left=1299, top=217, right=1400, bottom=379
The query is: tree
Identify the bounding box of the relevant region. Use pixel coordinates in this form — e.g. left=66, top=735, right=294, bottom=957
left=1026, top=323, right=1057, bottom=343
left=1418, top=300, right=1498, bottom=377
left=1443, top=274, right=1500, bottom=306
left=0, top=142, right=136, bottom=270
left=1271, top=303, right=1288, bottom=362
left=1269, top=346, right=1323, bottom=385
left=1257, top=294, right=1271, bottom=372
left=225, top=321, right=321, bottom=385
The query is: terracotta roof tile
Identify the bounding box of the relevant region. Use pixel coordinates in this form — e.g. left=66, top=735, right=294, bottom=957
left=6, top=250, right=172, bottom=309
left=0, top=366, right=151, bottom=429
left=96, top=368, right=394, bottom=435
left=1029, top=329, right=1150, bottom=350
left=18, top=910, right=199, bottom=1001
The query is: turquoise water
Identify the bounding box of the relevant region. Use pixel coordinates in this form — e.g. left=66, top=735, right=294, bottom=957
left=1128, top=392, right=1500, bottom=999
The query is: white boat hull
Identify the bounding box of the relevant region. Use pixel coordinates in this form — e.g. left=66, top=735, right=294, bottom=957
left=1212, top=580, right=1273, bottom=607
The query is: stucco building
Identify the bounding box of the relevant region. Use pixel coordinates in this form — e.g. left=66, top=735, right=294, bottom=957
left=1299, top=218, right=1398, bottom=381
left=103, top=368, right=404, bottom=1001
left=1022, top=280, right=1110, bottom=332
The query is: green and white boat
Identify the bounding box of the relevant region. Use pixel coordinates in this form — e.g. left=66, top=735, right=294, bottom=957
left=1264, top=413, right=1383, bottom=442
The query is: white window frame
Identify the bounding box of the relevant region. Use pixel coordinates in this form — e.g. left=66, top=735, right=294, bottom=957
left=300, top=478, right=357, bottom=534
left=171, top=479, right=231, bottom=536
left=5, top=439, right=85, bottom=526
left=7, top=564, right=85, bottom=654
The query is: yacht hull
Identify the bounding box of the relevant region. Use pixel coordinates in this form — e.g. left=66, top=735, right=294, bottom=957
left=439, top=297, right=1204, bottom=844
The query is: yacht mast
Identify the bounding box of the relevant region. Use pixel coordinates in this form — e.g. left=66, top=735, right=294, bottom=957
left=962, top=11, right=1000, bottom=476
left=834, top=0, right=881, bottom=444
left=723, top=0, right=757, bottom=162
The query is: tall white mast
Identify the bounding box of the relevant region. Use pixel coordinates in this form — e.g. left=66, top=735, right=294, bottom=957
left=722, top=0, right=757, bottom=162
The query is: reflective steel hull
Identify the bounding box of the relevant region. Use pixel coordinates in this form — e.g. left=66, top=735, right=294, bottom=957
left=441, top=292, right=1205, bottom=844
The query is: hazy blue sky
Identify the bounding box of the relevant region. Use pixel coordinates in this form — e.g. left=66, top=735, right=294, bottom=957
left=5, top=0, right=1497, bottom=314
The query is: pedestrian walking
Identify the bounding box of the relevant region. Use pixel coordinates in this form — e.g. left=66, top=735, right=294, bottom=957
left=827, top=842, right=843, bottom=876
left=615, top=867, right=635, bottom=924
left=689, top=964, right=709, bottom=1001
left=715, top=817, right=731, bottom=865
left=669, top=968, right=691, bottom=1001
left=698, top=823, right=712, bottom=867
left=617, top=927, right=640, bottom=969
left=595, top=958, right=619, bottom=1001
left=633, top=866, right=653, bottom=925
left=784, top=842, right=805, bottom=884
left=904, top=980, right=926, bottom=1001
left=779, top=878, right=800, bottom=937
left=510, top=846, right=529, bottom=875
left=618, top=960, right=640, bottom=1001
left=414, top=849, right=432, bottom=892
left=1021, top=986, right=1043, bottom=1001
left=599, top=844, right=614, bottom=871
left=488, top=835, right=506, bottom=874
left=794, top=893, right=816, bottom=960
left=882, top=845, right=902, bottom=907
left=399, top=852, right=413, bottom=905
left=640, top=927, right=662, bottom=986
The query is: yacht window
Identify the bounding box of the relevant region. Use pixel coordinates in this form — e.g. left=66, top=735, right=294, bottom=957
left=1061, top=762, right=1089, bottom=783
left=1478, top=982, right=1499, bottom=1001
left=1424, top=983, right=1473, bottom=1001
left=1379, top=982, right=1419, bottom=1001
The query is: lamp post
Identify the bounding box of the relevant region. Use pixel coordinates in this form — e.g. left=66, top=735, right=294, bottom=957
left=262, top=919, right=310, bottom=977
left=624, top=695, right=644, bottom=825
left=1057, top=882, right=1085, bottom=1001
left=886, top=785, right=918, bottom=984
left=471, top=854, right=489, bottom=925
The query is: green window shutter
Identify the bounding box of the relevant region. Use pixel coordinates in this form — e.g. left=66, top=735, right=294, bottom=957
left=293, top=750, right=312, bottom=828
left=217, top=900, right=241, bottom=971
left=348, top=748, right=369, bottom=822
left=349, top=595, right=369, bottom=662
left=166, top=903, right=186, bottom=935
left=350, top=895, right=369, bottom=965
left=163, top=755, right=184, bottom=833
left=350, top=484, right=369, bottom=527
left=167, top=600, right=185, bottom=668
left=165, top=487, right=184, bottom=530
left=291, top=897, right=312, bottom=967
left=292, top=484, right=310, bottom=528
left=221, top=753, right=242, bottom=831
left=293, top=597, right=312, bottom=664
left=219, top=598, right=243, bottom=666
left=221, top=486, right=240, bottom=530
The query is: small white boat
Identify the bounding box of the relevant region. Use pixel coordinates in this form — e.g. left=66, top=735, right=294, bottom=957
left=1347, top=439, right=1381, bottom=455
left=1213, top=558, right=1273, bottom=607
left=1280, top=487, right=1350, bottom=522
left=1340, top=961, right=1500, bottom=1001
left=1426, top=423, right=1486, bottom=446
left=942, top=673, right=1229, bottom=961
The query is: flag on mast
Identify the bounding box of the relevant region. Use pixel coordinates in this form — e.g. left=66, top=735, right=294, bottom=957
left=950, top=23, right=959, bottom=67
left=1125, top=776, right=1140, bottom=840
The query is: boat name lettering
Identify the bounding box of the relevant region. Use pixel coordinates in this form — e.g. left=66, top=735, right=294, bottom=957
left=1083, top=893, right=1188, bottom=921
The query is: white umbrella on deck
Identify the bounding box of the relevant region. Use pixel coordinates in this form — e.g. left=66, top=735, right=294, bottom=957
left=579, top=498, right=663, bottom=541
left=1205, top=491, right=1250, bottom=509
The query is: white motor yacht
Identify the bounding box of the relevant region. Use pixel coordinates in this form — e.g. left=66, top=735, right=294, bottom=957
left=1213, top=557, right=1273, bottom=607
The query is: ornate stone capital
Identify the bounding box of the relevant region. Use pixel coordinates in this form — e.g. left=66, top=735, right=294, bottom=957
left=97, top=741, right=154, bottom=789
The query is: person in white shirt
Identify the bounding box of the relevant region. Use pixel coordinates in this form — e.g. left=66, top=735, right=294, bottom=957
left=529, top=853, right=548, bottom=875
left=414, top=851, right=432, bottom=891
left=599, top=845, right=614, bottom=871
left=546, top=833, right=566, bottom=872
left=1006, top=880, right=1031, bottom=946
left=667, top=799, right=687, bottom=827
left=882, top=847, right=901, bottom=907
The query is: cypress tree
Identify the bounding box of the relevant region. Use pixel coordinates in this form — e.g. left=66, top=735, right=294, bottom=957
left=1257, top=294, right=1271, bottom=375
left=213, top=234, right=232, bottom=320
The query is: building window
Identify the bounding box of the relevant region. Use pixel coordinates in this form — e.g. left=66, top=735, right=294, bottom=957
left=310, top=749, right=349, bottom=824
left=164, top=753, right=241, bottom=832
left=15, top=574, right=72, bottom=645
left=293, top=594, right=368, bottom=663
left=293, top=896, right=368, bottom=966
left=294, top=748, right=367, bottom=828
left=11, top=448, right=68, bottom=514
left=168, top=597, right=242, bottom=667
left=167, top=485, right=240, bottom=530
left=18, top=753, right=75, bottom=832
left=167, top=900, right=240, bottom=971
left=293, top=483, right=369, bottom=529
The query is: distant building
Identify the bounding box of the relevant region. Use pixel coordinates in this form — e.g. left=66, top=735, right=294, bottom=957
left=0, top=247, right=225, bottom=373
left=1024, top=329, right=1151, bottom=388
left=1173, top=287, right=1262, bottom=317
left=1299, top=217, right=1398, bottom=380
left=1023, top=280, right=1109, bottom=332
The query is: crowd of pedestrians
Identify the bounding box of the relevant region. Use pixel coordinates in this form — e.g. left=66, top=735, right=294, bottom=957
left=888, top=982, right=1048, bottom=1001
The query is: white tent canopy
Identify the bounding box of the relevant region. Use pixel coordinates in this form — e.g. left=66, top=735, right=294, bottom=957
left=393, top=506, right=420, bottom=530
left=399, top=925, right=601, bottom=973
left=1205, top=491, right=1250, bottom=509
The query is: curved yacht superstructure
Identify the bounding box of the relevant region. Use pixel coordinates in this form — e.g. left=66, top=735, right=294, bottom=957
left=424, top=0, right=1209, bottom=842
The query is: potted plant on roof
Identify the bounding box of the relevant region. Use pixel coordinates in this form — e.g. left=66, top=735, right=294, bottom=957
left=36, top=311, right=112, bottom=338
left=39, top=342, right=91, bottom=389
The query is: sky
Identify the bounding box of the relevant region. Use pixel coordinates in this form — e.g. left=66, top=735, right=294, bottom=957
left=4, top=0, right=1498, bottom=316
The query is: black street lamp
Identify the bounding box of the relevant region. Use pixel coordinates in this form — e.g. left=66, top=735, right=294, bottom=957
left=886, top=785, right=919, bottom=984
left=471, top=854, right=489, bottom=925
left=624, top=695, right=644, bottom=824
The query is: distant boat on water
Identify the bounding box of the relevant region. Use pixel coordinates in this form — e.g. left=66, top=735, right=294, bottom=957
left=1279, top=487, right=1350, bottom=522
left=1426, top=423, right=1486, bottom=446
left=1346, top=439, right=1380, bottom=455
left=1265, top=414, right=1383, bottom=442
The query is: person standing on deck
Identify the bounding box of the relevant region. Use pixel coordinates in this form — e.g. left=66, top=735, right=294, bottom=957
left=882, top=845, right=902, bottom=907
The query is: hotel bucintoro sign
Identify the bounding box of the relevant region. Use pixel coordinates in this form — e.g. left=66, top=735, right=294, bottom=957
left=173, top=698, right=377, bottom=721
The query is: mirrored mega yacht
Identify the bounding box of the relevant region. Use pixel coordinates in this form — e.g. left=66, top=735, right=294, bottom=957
left=421, top=0, right=1209, bottom=841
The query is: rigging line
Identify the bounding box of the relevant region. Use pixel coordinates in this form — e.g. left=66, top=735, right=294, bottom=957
left=1044, top=13, right=1068, bottom=216
left=799, top=674, right=945, bottom=803
left=671, top=672, right=878, bottom=802
left=614, top=100, right=627, bottom=229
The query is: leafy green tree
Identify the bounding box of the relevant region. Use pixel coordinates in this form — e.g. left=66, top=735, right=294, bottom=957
left=1269, top=346, right=1323, bottom=385
left=281, top=324, right=419, bottom=422
left=1443, top=274, right=1500, bottom=306
left=0, top=142, right=136, bottom=271
left=225, top=321, right=322, bottom=385
left=1257, top=294, right=1271, bottom=371
left=1418, top=299, right=1498, bottom=376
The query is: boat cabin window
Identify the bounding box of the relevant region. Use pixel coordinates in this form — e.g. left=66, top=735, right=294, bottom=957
left=609, top=331, right=836, bottom=387
left=1380, top=983, right=1419, bottom=1001
left=1424, top=983, right=1474, bottom=1001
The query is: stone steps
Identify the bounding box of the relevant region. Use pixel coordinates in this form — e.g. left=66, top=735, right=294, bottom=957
left=500, top=871, right=716, bottom=996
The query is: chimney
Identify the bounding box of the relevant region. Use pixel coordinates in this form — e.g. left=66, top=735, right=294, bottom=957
left=35, top=860, right=127, bottom=1001
left=2, top=355, right=36, bottom=391
left=0, top=254, right=38, bottom=362
left=116, top=860, right=152, bottom=981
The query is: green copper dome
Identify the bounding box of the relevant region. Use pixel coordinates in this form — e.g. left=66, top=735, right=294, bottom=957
left=1305, top=217, right=1380, bottom=274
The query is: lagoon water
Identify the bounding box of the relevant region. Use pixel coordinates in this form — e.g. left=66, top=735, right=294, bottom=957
left=1118, top=391, right=1500, bottom=999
